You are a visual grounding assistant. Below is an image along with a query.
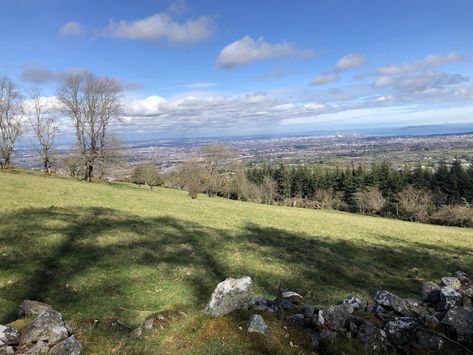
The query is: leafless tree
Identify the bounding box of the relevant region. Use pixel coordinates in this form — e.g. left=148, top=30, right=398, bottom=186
left=27, top=88, right=58, bottom=174
left=354, top=186, right=385, bottom=214
left=397, top=185, right=433, bottom=222
left=0, top=76, right=24, bottom=169
left=56, top=73, right=122, bottom=181
left=261, top=175, right=277, bottom=204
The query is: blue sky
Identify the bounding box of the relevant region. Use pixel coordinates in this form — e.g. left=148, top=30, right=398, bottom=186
left=1, top=0, right=473, bottom=140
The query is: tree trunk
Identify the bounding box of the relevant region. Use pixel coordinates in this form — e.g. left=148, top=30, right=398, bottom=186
left=85, top=162, right=94, bottom=182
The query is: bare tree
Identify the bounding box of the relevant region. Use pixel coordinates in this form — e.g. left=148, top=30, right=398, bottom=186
left=27, top=89, right=58, bottom=174
left=354, top=186, right=385, bottom=214
left=261, top=175, right=277, bottom=204
left=397, top=185, right=433, bottom=222
left=199, top=143, right=236, bottom=197
left=56, top=73, right=122, bottom=181
left=0, top=77, right=24, bottom=169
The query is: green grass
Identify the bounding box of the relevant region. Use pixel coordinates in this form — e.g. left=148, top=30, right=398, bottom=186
left=1, top=170, right=473, bottom=354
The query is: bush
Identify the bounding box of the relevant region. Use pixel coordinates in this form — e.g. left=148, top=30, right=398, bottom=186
left=431, top=205, right=473, bottom=227
left=354, top=186, right=385, bottom=215
left=131, top=164, right=163, bottom=189
left=396, top=185, right=433, bottom=222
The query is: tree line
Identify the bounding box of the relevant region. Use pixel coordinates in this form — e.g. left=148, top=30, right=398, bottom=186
left=0, top=74, right=122, bottom=181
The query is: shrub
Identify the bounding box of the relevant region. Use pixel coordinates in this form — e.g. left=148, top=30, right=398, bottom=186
left=431, top=205, right=473, bottom=227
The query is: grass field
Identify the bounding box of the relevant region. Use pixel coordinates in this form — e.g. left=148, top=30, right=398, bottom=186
left=1, top=170, right=473, bottom=354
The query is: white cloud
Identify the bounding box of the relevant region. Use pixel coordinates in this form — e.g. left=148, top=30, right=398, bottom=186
left=311, top=73, right=339, bottom=86
left=217, top=36, right=316, bottom=69
left=106, top=12, right=213, bottom=44
left=59, top=21, right=83, bottom=37
left=335, top=53, right=366, bottom=71
left=373, top=71, right=468, bottom=91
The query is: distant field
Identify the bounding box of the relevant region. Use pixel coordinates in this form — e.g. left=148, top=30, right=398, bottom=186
left=1, top=171, right=473, bottom=354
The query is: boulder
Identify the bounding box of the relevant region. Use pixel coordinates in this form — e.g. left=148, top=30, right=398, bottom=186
left=441, top=306, right=473, bottom=345
left=310, top=329, right=337, bottom=348
left=204, top=276, right=252, bottom=317
left=441, top=277, right=461, bottom=290
left=338, top=295, right=367, bottom=311
left=20, top=309, right=69, bottom=347
left=404, top=298, right=427, bottom=317
left=250, top=296, right=274, bottom=312
left=452, top=271, right=472, bottom=286
left=416, top=330, right=444, bottom=352
left=439, top=286, right=462, bottom=310
left=374, top=291, right=410, bottom=316
left=0, top=325, right=20, bottom=346
left=420, top=282, right=441, bottom=304
left=247, top=314, right=270, bottom=336
left=18, top=300, right=52, bottom=318
left=368, top=304, right=394, bottom=322
left=48, top=335, right=82, bottom=355
left=384, top=317, right=419, bottom=346
left=0, top=346, right=14, bottom=355
left=319, top=304, right=353, bottom=331
left=348, top=317, right=388, bottom=351
left=281, top=291, right=303, bottom=304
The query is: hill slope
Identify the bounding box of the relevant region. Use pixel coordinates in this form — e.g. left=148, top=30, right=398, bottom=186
left=1, top=171, right=473, bottom=353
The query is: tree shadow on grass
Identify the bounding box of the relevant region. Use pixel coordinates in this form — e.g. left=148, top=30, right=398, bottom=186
left=0, top=206, right=472, bottom=325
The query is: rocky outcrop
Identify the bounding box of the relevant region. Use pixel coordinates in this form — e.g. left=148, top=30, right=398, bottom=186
left=0, top=301, right=81, bottom=355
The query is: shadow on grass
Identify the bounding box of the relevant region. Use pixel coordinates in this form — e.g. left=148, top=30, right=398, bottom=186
left=1, top=206, right=472, bottom=324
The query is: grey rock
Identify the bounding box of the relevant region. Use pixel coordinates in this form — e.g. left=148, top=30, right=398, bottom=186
left=282, top=291, right=303, bottom=304
left=287, top=313, right=305, bottom=326
left=48, top=335, right=82, bottom=355
left=304, top=304, right=315, bottom=319
left=0, top=325, right=20, bottom=346
left=404, top=298, right=427, bottom=317
left=462, top=286, right=473, bottom=298
left=441, top=277, right=461, bottom=290
left=204, top=276, right=252, bottom=317
left=368, top=304, right=395, bottom=321
left=250, top=296, right=273, bottom=312
left=314, top=310, right=325, bottom=326
left=338, top=295, right=367, bottom=311
left=310, top=330, right=336, bottom=348
left=385, top=317, right=419, bottom=346
left=22, top=340, right=50, bottom=354
left=18, top=300, right=52, bottom=318
left=247, top=314, right=270, bottom=336
left=452, top=271, right=472, bottom=285
left=0, top=346, right=15, bottom=355
left=349, top=317, right=388, bottom=351
left=416, top=330, right=444, bottom=352
left=20, top=309, right=69, bottom=347
left=441, top=306, right=473, bottom=345
left=439, top=286, right=462, bottom=310
left=420, top=281, right=441, bottom=304
left=374, top=291, right=410, bottom=316
left=320, top=304, right=352, bottom=331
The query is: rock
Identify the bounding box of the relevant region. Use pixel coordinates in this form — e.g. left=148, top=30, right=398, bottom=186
left=338, top=295, right=367, bottom=311
left=287, top=313, right=305, bottom=326
left=462, top=286, right=473, bottom=298
left=204, top=277, right=252, bottom=317
left=441, top=277, right=461, bottom=290
left=349, top=317, right=388, bottom=351
left=247, top=314, right=270, bottom=336
left=20, top=309, right=69, bottom=347
left=18, top=300, right=52, bottom=318
left=129, top=316, right=157, bottom=338
left=374, top=291, right=410, bottom=316
left=416, top=330, right=444, bottom=352
left=420, top=282, right=441, bottom=304
left=0, top=325, right=20, bottom=346
left=452, top=271, right=472, bottom=285
left=0, top=346, right=15, bottom=355
left=404, top=298, right=427, bottom=317
left=282, top=291, right=303, bottom=304
left=320, top=304, right=352, bottom=331
left=439, top=286, right=462, bottom=310
left=314, top=310, right=325, bottom=327
left=441, top=306, right=473, bottom=345
left=48, top=335, right=82, bottom=355
left=310, top=329, right=337, bottom=348
left=384, top=317, right=419, bottom=346
left=304, top=304, right=315, bottom=319
left=22, top=340, right=50, bottom=354
left=250, top=296, right=273, bottom=312
left=368, top=304, right=394, bottom=322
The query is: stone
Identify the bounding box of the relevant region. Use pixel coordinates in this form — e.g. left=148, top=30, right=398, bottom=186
left=0, top=325, right=20, bottom=346
left=452, top=271, right=472, bottom=285
left=462, top=286, right=473, bottom=298
left=441, top=306, right=473, bottom=345
left=374, top=291, right=410, bottom=316
left=368, top=304, right=395, bottom=322
left=349, top=317, right=388, bottom=351
left=48, top=335, right=82, bottom=355
left=204, top=277, right=252, bottom=317
left=20, top=309, right=69, bottom=347
left=338, top=295, right=367, bottom=311
left=0, top=346, right=14, bottom=355
left=22, top=340, right=50, bottom=354
left=304, top=304, right=315, bottom=319
left=420, top=282, right=441, bottom=304
left=404, top=298, right=427, bottom=317
left=314, top=310, right=325, bottom=326
left=439, top=286, right=462, bottom=310
left=441, top=277, right=461, bottom=290
left=247, top=314, right=270, bottom=336
left=287, top=313, right=305, bottom=326
left=384, top=317, right=419, bottom=346
left=281, top=291, right=303, bottom=304
left=18, top=300, right=52, bottom=318
left=416, top=330, right=444, bottom=352
left=250, top=296, right=273, bottom=312
left=310, top=329, right=337, bottom=348
left=320, top=304, right=352, bottom=331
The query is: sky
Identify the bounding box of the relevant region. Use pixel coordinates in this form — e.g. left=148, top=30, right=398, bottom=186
left=1, top=0, right=473, bottom=140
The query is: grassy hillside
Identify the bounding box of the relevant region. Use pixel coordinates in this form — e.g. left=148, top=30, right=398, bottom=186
left=1, top=170, right=473, bottom=354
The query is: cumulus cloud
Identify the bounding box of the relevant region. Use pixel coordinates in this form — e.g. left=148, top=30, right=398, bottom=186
left=105, top=12, right=213, bottom=44
left=217, top=36, right=316, bottom=69
left=311, top=73, right=339, bottom=86
left=335, top=53, right=366, bottom=71
left=59, top=21, right=83, bottom=37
